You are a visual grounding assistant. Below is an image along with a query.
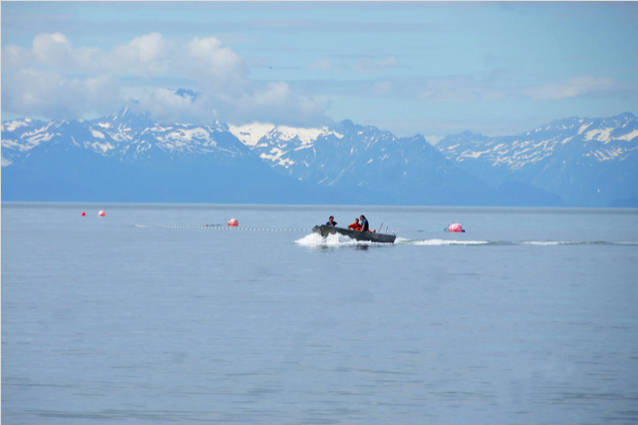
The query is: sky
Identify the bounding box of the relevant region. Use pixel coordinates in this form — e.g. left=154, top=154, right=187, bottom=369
left=2, top=1, right=638, bottom=139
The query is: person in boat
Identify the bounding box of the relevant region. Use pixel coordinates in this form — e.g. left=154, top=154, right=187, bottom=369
left=326, top=216, right=338, bottom=227
left=348, top=218, right=361, bottom=231
left=359, top=215, right=369, bottom=232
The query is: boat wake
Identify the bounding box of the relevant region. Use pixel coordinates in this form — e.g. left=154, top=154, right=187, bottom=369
left=295, top=233, right=638, bottom=248
left=404, top=238, right=490, bottom=246
left=398, top=238, right=638, bottom=247
left=295, top=232, right=387, bottom=247
left=133, top=225, right=637, bottom=248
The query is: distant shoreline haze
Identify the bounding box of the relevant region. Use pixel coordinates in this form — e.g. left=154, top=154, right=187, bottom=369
left=2, top=110, right=637, bottom=207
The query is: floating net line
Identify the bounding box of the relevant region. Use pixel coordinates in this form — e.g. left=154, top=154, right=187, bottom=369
left=133, top=224, right=314, bottom=232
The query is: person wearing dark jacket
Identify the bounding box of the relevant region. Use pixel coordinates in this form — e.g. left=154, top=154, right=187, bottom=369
left=359, top=215, right=369, bottom=232
left=326, top=216, right=337, bottom=227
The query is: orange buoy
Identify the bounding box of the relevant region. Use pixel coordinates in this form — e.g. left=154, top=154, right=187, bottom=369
left=98, top=210, right=106, bottom=217
left=227, top=218, right=238, bottom=227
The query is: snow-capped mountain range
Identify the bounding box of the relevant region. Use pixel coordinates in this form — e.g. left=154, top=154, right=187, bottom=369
left=438, top=113, right=638, bottom=168
left=2, top=108, right=637, bottom=206
left=2, top=106, right=246, bottom=164
left=436, top=112, right=638, bottom=206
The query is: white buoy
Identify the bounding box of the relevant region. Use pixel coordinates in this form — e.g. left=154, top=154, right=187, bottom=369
left=227, top=218, right=238, bottom=227
left=98, top=210, right=106, bottom=217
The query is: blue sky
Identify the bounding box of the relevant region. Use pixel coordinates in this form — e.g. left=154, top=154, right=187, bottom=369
left=2, top=2, right=637, bottom=139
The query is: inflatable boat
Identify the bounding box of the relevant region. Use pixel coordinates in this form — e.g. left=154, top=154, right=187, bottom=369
left=312, top=225, right=396, bottom=244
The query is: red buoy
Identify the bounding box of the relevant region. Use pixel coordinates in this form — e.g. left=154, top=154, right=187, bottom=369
left=448, top=222, right=464, bottom=232
left=81, top=211, right=86, bottom=216
left=227, top=218, right=238, bottom=227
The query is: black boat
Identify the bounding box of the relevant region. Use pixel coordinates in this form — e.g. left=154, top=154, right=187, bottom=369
left=312, top=225, right=396, bottom=244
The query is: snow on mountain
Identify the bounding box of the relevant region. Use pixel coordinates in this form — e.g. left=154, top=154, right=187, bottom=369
left=2, top=118, right=34, bottom=132
left=1, top=108, right=327, bottom=203
left=438, top=113, right=638, bottom=170
left=2, top=110, right=637, bottom=206
left=2, top=107, right=248, bottom=165
left=436, top=112, right=638, bottom=205
left=1, top=119, right=56, bottom=151
left=1, top=119, right=61, bottom=167
left=225, top=119, right=490, bottom=205
left=228, top=122, right=344, bottom=167
left=228, top=123, right=275, bottom=146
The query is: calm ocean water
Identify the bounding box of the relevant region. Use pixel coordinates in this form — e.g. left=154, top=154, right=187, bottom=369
left=3, top=203, right=638, bottom=425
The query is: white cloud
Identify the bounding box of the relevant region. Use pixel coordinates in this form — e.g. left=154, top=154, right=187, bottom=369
left=2, top=32, right=324, bottom=125
left=354, top=55, right=399, bottom=72
left=523, top=76, right=615, bottom=100
left=187, top=37, right=242, bottom=75
left=126, top=87, right=202, bottom=123
left=109, top=33, right=171, bottom=75
left=125, top=33, right=165, bottom=64
left=309, top=59, right=335, bottom=71
left=372, top=81, right=393, bottom=95
left=411, top=76, right=503, bottom=102
left=362, top=74, right=618, bottom=104
left=309, top=55, right=399, bottom=74
left=32, top=32, right=72, bottom=65
left=4, top=67, right=120, bottom=119
left=3, top=45, right=31, bottom=70
left=253, top=82, right=291, bottom=107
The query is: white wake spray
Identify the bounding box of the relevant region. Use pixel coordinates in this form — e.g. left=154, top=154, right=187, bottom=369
left=295, top=232, right=380, bottom=247
left=411, top=239, right=490, bottom=246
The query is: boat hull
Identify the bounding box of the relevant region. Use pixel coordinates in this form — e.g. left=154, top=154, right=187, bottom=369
left=312, top=225, right=396, bottom=243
